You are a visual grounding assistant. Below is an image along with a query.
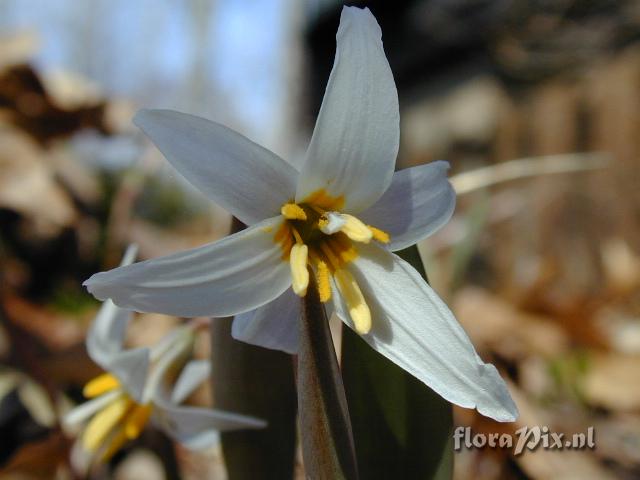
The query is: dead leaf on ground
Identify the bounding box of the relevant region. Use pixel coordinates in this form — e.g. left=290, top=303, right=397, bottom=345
left=453, top=287, right=569, bottom=359
left=582, top=354, right=640, bottom=411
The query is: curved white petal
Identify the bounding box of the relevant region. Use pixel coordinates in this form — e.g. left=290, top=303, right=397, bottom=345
left=231, top=288, right=300, bottom=354
left=64, top=390, right=122, bottom=427
left=359, top=161, right=456, bottom=251
left=85, top=246, right=150, bottom=402
left=86, top=303, right=149, bottom=402
left=334, top=244, right=518, bottom=422
left=152, top=398, right=267, bottom=450
left=84, top=217, right=292, bottom=317
left=296, top=7, right=399, bottom=213
left=86, top=245, right=139, bottom=361
left=108, top=348, right=150, bottom=403
left=171, top=360, right=210, bottom=404
left=134, top=109, right=298, bottom=225
left=86, top=301, right=130, bottom=364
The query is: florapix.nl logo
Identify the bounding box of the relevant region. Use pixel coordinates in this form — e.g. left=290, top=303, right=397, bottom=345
left=453, top=426, right=595, bottom=456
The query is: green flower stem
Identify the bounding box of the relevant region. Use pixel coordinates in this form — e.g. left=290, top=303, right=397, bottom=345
left=298, top=270, right=359, bottom=480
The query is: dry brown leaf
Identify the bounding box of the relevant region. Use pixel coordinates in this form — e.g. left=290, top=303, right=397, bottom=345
left=590, top=414, right=640, bottom=467
left=453, top=287, right=569, bottom=359
left=601, top=238, right=640, bottom=294
left=0, top=128, right=76, bottom=236
left=506, top=381, right=614, bottom=480
left=593, top=307, right=640, bottom=354
left=3, top=293, right=85, bottom=351
left=582, top=354, right=640, bottom=411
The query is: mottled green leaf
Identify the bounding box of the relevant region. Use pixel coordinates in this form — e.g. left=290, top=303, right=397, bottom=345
left=210, top=318, right=297, bottom=480
left=210, top=219, right=297, bottom=480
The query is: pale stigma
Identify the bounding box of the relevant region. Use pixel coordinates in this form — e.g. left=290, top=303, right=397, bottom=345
left=319, top=212, right=346, bottom=235
left=320, top=212, right=373, bottom=243
left=334, top=269, right=371, bottom=334
left=290, top=243, right=309, bottom=296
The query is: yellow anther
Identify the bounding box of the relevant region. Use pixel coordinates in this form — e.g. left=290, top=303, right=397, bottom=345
left=100, top=428, right=128, bottom=463
left=281, top=203, right=307, bottom=220
left=339, top=214, right=373, bottom=243
left=334, top=269, right=371, bottom=334
left=368, top=226, right=390, bottom=244
left=83, top=396, right=132, bottom=452
left=83, top=373, right=120, bottom=399
left=290, top=243, right=309, bottom=296
left=316, top=260, right=332, bottom=302
left=124, top=404, right=153, bottom=439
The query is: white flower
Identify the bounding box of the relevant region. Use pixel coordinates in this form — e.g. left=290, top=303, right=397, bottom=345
left=84, top=7, right=517, bottom=422
left=66, top=246, right=265, bottom=462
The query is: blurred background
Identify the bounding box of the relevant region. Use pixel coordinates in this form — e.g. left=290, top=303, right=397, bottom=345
left=1, top=0, right=639, bottom=478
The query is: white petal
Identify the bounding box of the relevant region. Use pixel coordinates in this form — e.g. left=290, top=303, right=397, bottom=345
left=63, top=390, right=122, bottom=427
left=231, top=288, right=300, bottom=354
left=86, top=300, right=130, bottom=364
left=359, top=161, right=456, bottom=251
left=107, top=349, right=150, bottom=403
left=296, top=7, right=399, bottom=213
left=85, top=246, right=139, bottom=361
left=171, top=360, right=210, bottom=405
left=152, top=398, right=266, bottom=451
left=134, top=109, right=298, bottom=225
left=84, top=217, right=292, bottom=317
left=334, top=244, right=518, bottom=422
left=86, top=302, right=151, bottom=400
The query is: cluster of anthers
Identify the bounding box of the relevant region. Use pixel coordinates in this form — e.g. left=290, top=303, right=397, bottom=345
left=80, top=372, right=153, bottom=461
left=71, top=326, right=194, bottom=462
left=276, top=191, right=390, bottom=335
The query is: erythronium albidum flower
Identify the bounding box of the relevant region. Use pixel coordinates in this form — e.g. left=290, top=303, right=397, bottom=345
left=66, top=246, right=265, bottom=462
left=85, top=7, right=518, bottom=422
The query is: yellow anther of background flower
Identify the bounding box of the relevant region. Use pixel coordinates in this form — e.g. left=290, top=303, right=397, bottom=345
left=83, top=373, right=120, bottom=398
left=124, top=404, right=153, bottom=439
left=82, top=396, right=132, bottom=452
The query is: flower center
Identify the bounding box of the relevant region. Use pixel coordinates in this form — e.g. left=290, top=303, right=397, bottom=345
left=276, top=190, right=390, bottom=334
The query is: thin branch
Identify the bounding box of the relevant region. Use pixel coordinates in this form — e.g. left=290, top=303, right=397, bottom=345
left=450, top=152, right=610, bottom=195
